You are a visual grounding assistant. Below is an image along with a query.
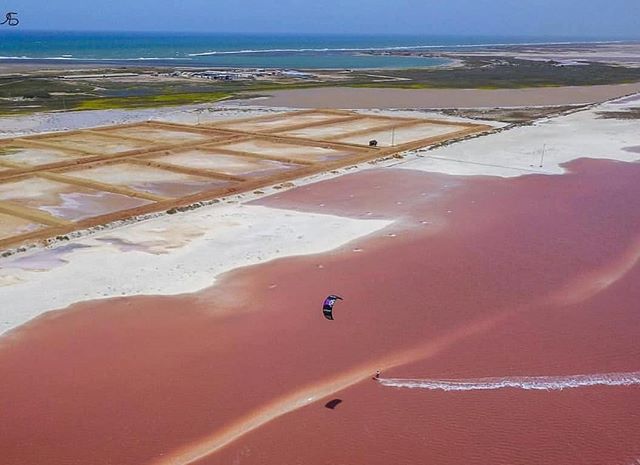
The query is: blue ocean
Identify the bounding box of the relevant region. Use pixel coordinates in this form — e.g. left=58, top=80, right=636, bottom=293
left=0, top=31, right=620, bottom=69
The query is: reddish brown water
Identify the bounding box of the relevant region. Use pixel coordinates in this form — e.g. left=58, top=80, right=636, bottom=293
left=0, top=158, right=639, bottom=465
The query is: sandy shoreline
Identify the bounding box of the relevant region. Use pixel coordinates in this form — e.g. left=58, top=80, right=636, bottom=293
left=239, top=83, right=640, bottom=109
left=433, top=41, right=640, bottom=66
left=0, top=202, right=391, bottom=334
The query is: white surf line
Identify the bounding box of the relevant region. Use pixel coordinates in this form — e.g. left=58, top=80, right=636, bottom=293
left=377, top=239, right=640, bottom=395
left=379, top=371, right=640, bottom=392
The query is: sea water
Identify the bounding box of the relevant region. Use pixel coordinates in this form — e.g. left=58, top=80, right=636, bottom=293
left=0, top=31, right=618, bottom=69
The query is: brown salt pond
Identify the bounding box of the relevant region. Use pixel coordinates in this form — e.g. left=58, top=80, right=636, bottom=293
left=65, top=162, right=229, bottom=198
left=0, top=177, right=152, bottom=221
left=42, top=132, right=154, bottom=155
left=218, top=138, right=354, bottom=163
left=0, top=158, right=639, bottom=465
left=0, top=213, right=45, bottom=240
left=210, top=112, right=348, bottom=133
left=151, top=149, right=302, bottom=178
left=0, top=144, right=86, bottom=167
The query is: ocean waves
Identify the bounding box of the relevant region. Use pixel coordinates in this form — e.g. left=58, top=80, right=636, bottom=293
left=186, top=39, right=623, bottom=57
left=188, top=46, right=432, bottom=57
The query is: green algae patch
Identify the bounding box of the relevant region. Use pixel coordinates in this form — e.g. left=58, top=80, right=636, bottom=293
left=75, top=92, right=232, bottom=110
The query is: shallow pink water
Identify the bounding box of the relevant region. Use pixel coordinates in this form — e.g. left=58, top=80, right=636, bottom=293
left=0, top=158, right=638, bottom=465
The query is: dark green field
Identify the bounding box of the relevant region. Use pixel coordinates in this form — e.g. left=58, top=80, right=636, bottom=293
left=357, top=58, right=640, bottom=89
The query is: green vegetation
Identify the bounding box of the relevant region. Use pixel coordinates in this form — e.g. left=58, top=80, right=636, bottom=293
left=0, top=76, right=96, bottom=115
left=0, top=146, right=18, bottom=157
left=0, top=70, right=328, bottom=114
left=75, top=91, right=232, bottom=110
left=350, top=58, right=640, bottom=89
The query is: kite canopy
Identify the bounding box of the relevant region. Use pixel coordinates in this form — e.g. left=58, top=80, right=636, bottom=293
left=322, top=294, right=343, bottom=320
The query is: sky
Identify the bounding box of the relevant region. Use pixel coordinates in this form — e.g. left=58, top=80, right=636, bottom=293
left=6, top=0, right=640, bottom=37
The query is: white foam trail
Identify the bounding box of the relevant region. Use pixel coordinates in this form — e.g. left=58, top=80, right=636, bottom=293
left=379, top=371, right=640, bottom=391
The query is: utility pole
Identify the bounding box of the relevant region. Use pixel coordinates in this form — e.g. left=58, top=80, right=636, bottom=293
left=391, top=127, right=396, bottom=147
left=539, top=144, right=546, bottom=168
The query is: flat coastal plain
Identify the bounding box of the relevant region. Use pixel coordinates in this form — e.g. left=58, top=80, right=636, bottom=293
left=1, top=87, right=640, bottom=465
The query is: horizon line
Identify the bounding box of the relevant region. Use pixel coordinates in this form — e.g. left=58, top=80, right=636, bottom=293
left=3, top=29, right=640, bottom=40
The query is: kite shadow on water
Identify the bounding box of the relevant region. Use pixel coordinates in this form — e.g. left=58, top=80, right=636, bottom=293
left=324, top=398, right=343, bottom=410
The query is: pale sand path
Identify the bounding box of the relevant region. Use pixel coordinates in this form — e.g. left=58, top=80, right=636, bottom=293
left=237, top=83, right=640, bottom=109
left=152, top=235, right=640, bottom=465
